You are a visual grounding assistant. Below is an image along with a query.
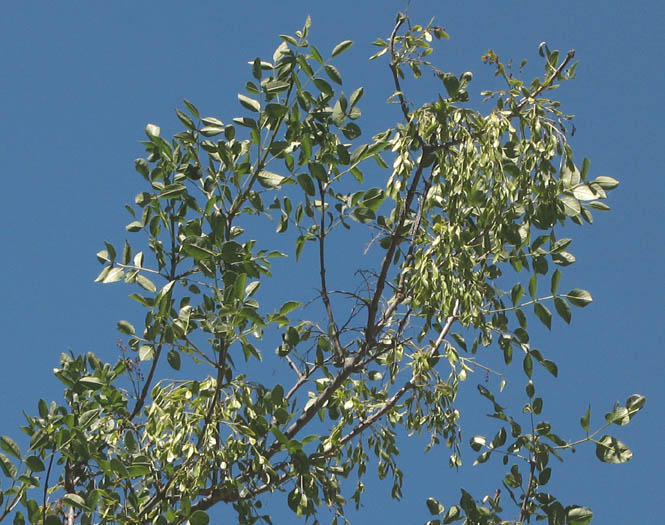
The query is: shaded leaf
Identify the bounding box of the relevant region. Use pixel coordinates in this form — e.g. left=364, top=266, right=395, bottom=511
left=566, top=289, right=593, bottom=307
left=117, top=320, right=135, bottom=335
left=580, top=405, right=591, bottom=433
left=426, top=497, right=444, bottom=516
left=554, top=297, right=571, bottom=323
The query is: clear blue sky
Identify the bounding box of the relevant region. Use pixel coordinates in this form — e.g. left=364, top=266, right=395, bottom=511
left=1, top=2, right=663, bottom=523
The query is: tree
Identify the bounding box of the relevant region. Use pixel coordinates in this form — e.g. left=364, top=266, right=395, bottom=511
left=0, top=13, right=644, bottom=525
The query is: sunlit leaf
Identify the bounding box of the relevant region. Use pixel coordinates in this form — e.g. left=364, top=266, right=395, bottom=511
left=238, top=94, right=261, bottom=112
left=596, top=435, right=632, bottom=463
left=331, top=40, right=353, bottom=57
left=258, top=170, right=286, bottom=188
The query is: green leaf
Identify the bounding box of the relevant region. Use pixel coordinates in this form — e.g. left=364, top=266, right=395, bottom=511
left=79, top=376, right=103, bottom=390
left=554, top=297, right=571, bottom=323
left=265, top=80, right=290, bottom=94
left=442, top=73, right=460, bottom=98
left=122, top=241, right=131, bottom=265
left=566, top=289, right=593, bottom=307
left=279, top=301, right=301, bottom=316
left=331, top=40, right=353, bottom=57
left=103, top=267, right=124, bottom=283
left=550, top=269, right=561, bottom=294
left=189, top=510, right=210, bottom=525
left=552, top=251, right=575, bottom=266
left=540, top=359, right=558, bottom=377
left=200, top=126, right=224, bottom=137
left=572, top=184, right=598, bottom=201
left=167, top=349, right=181, bottom=371
left=183, top=242, right=217, bottom=261
left=552, top=238, right=572, bottom=252
left=297, top=173, right=315, bottom=196
left=559, top=194, right=581, bottom=216
left=596, top=435, right=632, bottom=463
left=360, top=188, right=386, bottom=212
left=314, top=78, right=333, bottom=97
left=349, top=87, right=364, bottom=106
left=588, top=201, right=610, bottom=211
left=139, top=345, right=154, bottom=361
left=567, top=506, right=593, bottom=525
left=25, top=455, right=45, bottom=473
left=258, top=170, right=286, bottom=188
left=580, top=405, right=591, bottom=433
left=0, top=436, right=20, bottom=459
left=523, top=353, right=533, bottom=378
left=126, top=220, right=144, bottom=232
left=159, top=184, right=187, bottom=199
left=310, top=44, right=324, bottom=64
left=511, top=283, right=524, bottom=306
left=443, top=505, right=460, bottom=523
left=592, top=175, right=619, bottom=189
left=426, top=497, right=444, bottom=516
left=238, top=94, right=261, bottom=112
left=626, top=393, right=646, bottom=416
left=183, top=99, right=200, bottom=119
left=534, top=303, right=552, bottom=329
left=325, top=64, right=342, bottom=84
left=145, top=123, right=160, bottom=137
left=265, top=103, right=288, bottom=119
left=0, top=452, right=17, bottom=478
left=63, top=493, right=88, bottom=510
left=252, top=57, right=262, bottom=80
left=124, top=431, right=138, bottom=453
left=117, top=320, right=135, bottom=335
left=528, top=274, right=537, bottom=298
left=136, top=274, right=157, bottom=293
left=175, top=108, right=195, bottom=129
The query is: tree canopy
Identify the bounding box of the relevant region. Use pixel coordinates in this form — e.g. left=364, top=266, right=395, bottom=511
left=0, top=13, right=644, bottom=525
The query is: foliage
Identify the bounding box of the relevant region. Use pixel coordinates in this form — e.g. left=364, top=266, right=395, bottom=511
left=0, top=14, right=644, bottom=525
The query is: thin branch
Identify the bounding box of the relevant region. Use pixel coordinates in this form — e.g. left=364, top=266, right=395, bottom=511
left=316, top=178, right=344, bottom=360
left=389, top=12, right=410, bottom=121
left=516, top=50, right=576, bottom=112
left=128, top=331, right=166, bottom=420
left=42, top=452, right=55, bottom=524
left=196, top=340, right=229, bottom=450
left=519, top=454, right=537, bottom=522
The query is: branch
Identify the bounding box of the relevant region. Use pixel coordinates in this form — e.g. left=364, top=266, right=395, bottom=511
left=389, top=12, right=410, bottom=121
left=519, top=454, right=537, bottom=522
left=42, top=453, right=55, bottom=525
left=365, top=151, right=430, bottom=345
left=342, top=300, right=460, bottom=444
left=316, top=178, right=344, bottom=360
left=128, top=330, right=166, bottom=420
left=516, top=49, right=576, bottom=112
left=196, top=340, right=229, bottom=450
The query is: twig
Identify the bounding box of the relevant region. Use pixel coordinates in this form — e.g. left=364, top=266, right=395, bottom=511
left=316, top=178, right=344, bottom=360
left=519, top=454, right=537, bottom=522
left=389, top=13, right=410, bottom=121
left=42, top=452, right=55, bottom=524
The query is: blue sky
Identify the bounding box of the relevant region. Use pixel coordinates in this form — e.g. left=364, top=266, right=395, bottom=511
left=1, top=2, right=663, bottom=523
